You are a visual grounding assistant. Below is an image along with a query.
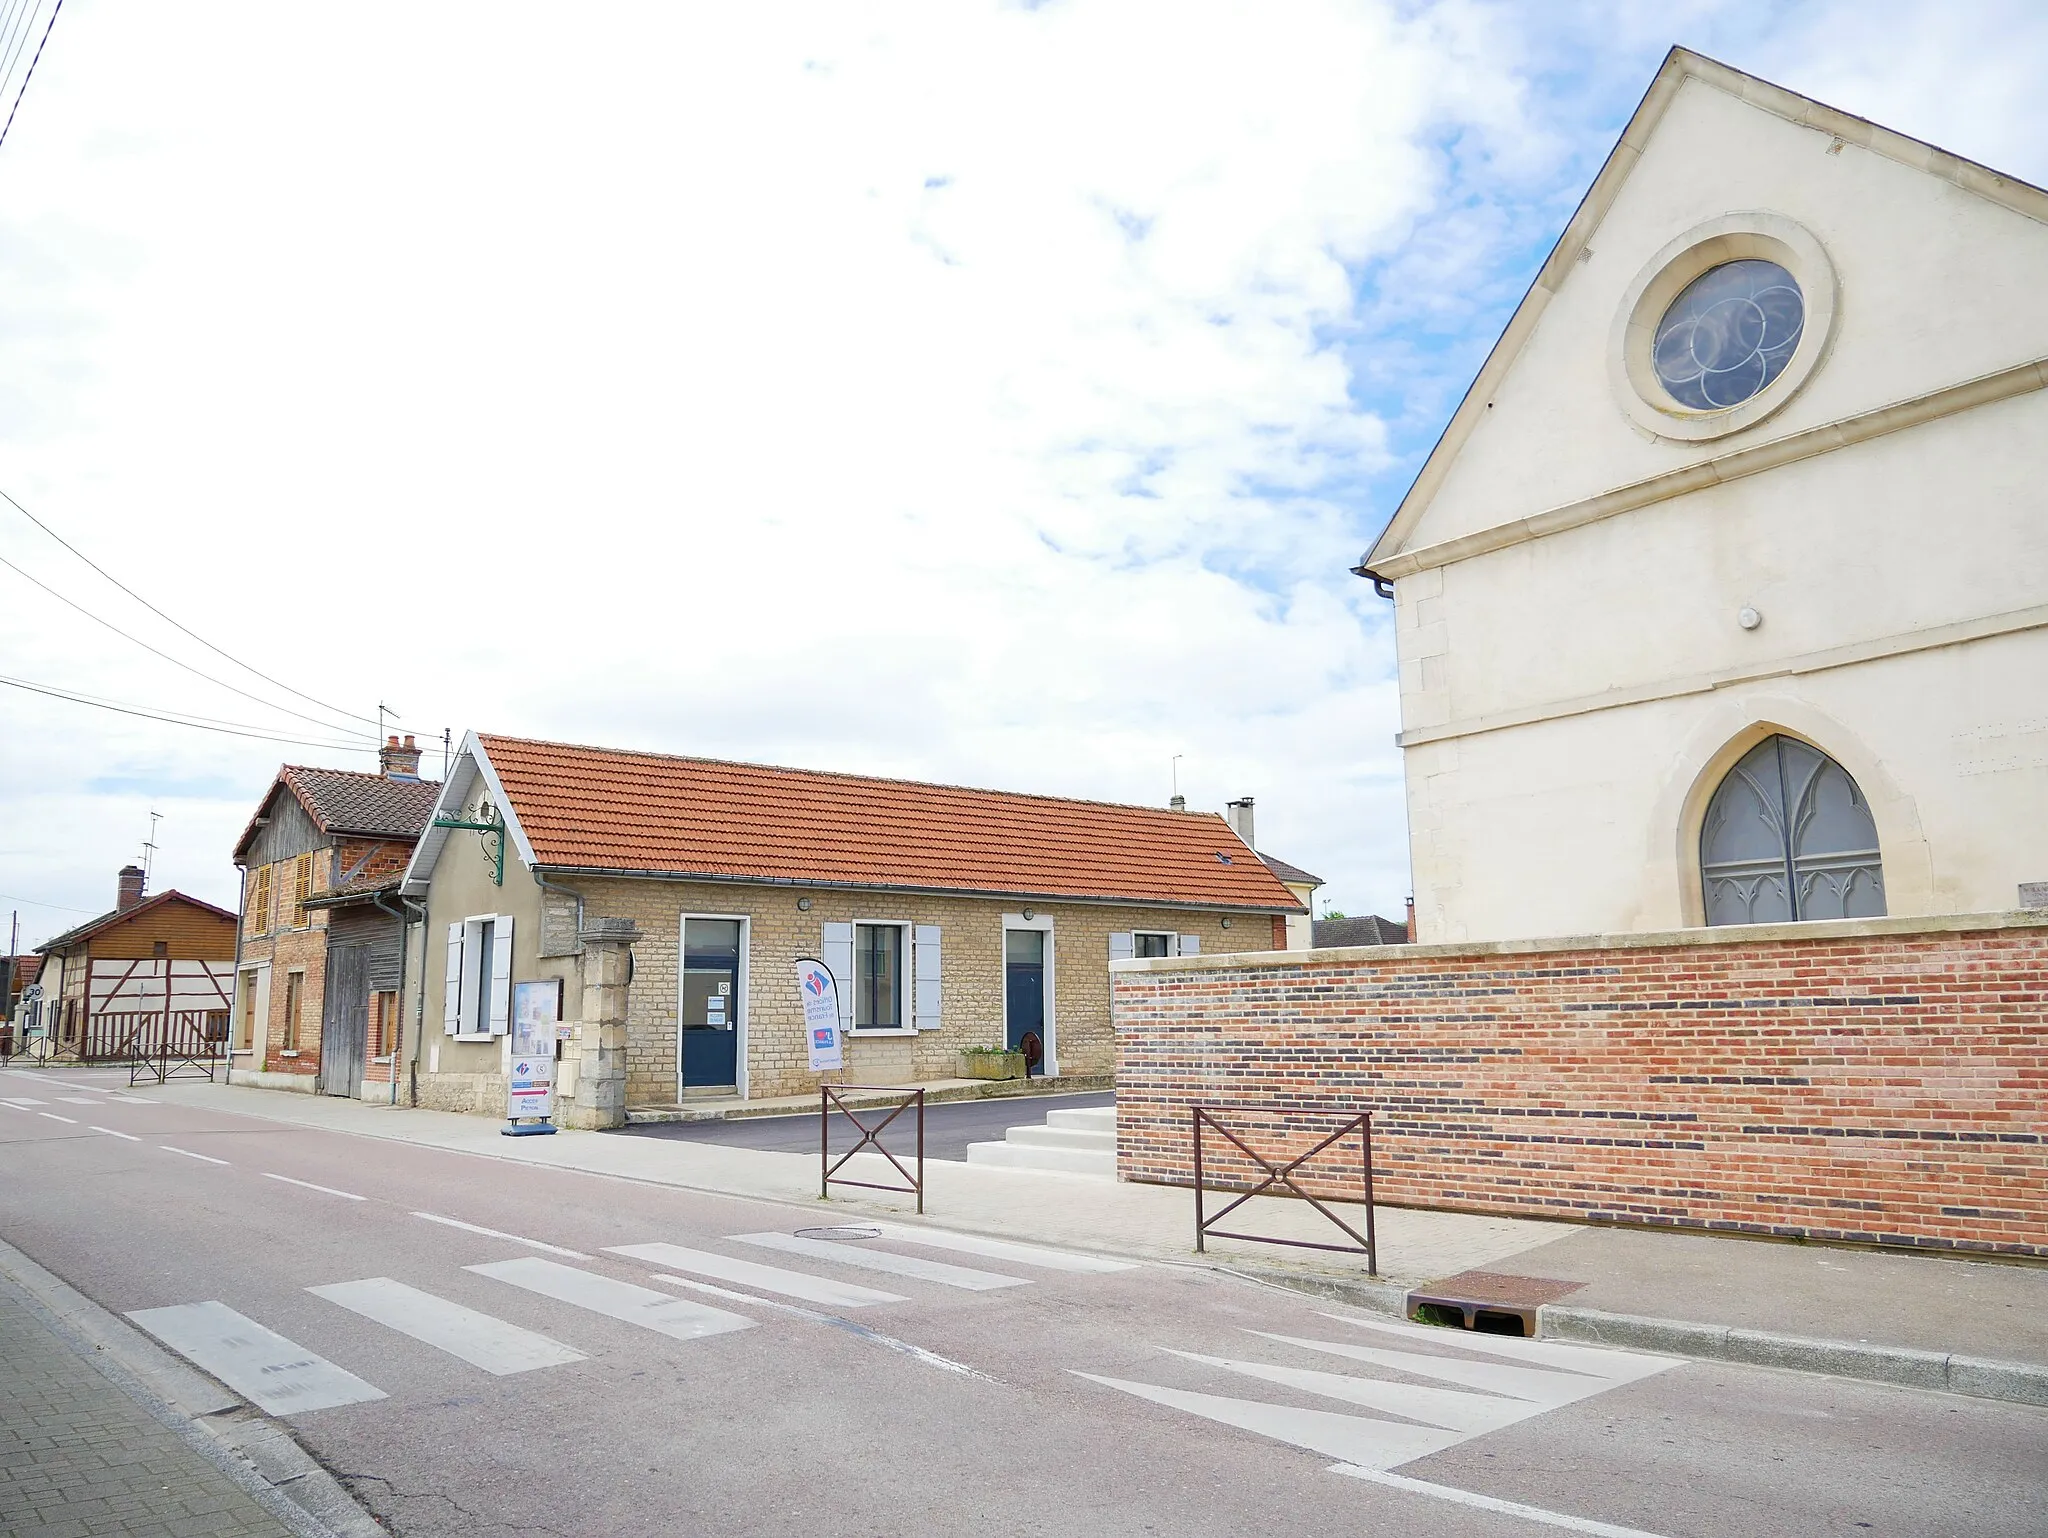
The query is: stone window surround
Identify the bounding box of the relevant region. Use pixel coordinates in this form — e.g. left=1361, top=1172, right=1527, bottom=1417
left=1609, top=211, right=1838, bottom=443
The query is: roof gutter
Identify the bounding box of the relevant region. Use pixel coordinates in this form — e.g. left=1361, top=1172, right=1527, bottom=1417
left=532, top=865, right=1305, bottom=916
left=1350, top=560, right=1396, bottom=601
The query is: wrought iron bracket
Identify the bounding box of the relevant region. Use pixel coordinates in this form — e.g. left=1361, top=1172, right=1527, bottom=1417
left=434, top=809, right=507, bottom=886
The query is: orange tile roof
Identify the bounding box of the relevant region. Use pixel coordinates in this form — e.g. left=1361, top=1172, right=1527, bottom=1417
left=477, top=733, right=1304, bottom=912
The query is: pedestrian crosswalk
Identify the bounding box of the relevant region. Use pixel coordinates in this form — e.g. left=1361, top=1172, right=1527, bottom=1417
left=1076, top=1313, right=1683, bottom=1474
left=124, top=1220, right=1129, bottom=1417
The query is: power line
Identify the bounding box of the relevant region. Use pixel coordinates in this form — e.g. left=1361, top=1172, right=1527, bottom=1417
left=0, top=668, right=368, bottom=741
left=0, top=890, right=99, bottom=916
left=0, top=487, right=383, bottom=729
left=0, top=549, right=379, bottom=739
left=0, top=0, right=57, bottom=156
left=0, top=0, right=40, bottom=109
left=0, top=671, right=384, bottom=751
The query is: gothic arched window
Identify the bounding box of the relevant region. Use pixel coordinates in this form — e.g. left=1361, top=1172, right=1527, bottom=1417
left=1700, top=735, right=1885, bottom=926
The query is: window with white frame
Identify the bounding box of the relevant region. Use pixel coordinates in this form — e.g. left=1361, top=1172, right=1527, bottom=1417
left=444, top=913, right=515, bottom=1039
left=1132, top=931, right=1176, bottom=958
left=854, top=922, right=904, bottom=1030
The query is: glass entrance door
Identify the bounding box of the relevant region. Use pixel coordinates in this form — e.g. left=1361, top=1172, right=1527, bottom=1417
left=1004, top=929, right=1046, bottom=1077
left=679, top=918, right=742, bottom=1093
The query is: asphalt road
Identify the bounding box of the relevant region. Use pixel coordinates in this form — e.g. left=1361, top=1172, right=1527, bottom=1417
left=3, top=1068, right=2044, bottom=1538
left=617, top=1090, right=1116, bottom=1159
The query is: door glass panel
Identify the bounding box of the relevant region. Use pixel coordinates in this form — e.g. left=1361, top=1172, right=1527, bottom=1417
left=1004, top=929, right=1044, bottom=965
left=682, top=919, right=741, bottom=1030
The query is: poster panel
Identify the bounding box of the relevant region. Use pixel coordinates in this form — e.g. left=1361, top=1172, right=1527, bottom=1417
left=796, top=956, right=843, bottom=1073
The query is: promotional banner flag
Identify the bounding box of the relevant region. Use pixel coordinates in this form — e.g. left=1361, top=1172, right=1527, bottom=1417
left=796, top=956, right=843, bottom=1072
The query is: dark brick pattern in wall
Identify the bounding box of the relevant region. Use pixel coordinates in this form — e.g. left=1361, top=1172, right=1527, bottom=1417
left=1113, top=922, right=2048, bottom=1257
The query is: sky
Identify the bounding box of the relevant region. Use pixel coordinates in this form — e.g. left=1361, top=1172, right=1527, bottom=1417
left=3, top=1, right=2046, bottom=946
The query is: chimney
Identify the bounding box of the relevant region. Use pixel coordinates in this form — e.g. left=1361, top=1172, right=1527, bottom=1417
left=1224, top=796, right=1255, bottom=850
left=1405, top=895, right=1416, bottom=943
left=381, top=733, right=423, bottom=781
left=117, top=865, right=146, bottom=912
left=1169, top=794, right=1186, bottom=812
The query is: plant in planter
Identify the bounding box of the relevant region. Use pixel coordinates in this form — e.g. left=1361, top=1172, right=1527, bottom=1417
left=957, top=1044, right=1025, bottom=1080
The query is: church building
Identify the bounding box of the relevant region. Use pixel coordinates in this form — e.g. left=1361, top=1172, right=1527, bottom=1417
left=1358, top=48, right=2048, bottom=943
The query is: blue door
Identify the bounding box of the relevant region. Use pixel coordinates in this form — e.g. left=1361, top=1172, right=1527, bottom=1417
left=1004, top=929, right=1045, bottom=1076
left=680, top=918, right=742, bottom=1092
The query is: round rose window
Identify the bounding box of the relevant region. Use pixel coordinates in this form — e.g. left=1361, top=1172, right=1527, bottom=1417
left=1652, top=259, right=1804, bottom=411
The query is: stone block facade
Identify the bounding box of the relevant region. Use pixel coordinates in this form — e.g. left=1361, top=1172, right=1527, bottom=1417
left=569, top=878, right=1276, bottom=1105
left=1113, top=913, right=2048, bottom=1257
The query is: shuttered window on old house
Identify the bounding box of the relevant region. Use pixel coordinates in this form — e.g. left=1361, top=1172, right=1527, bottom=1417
left=291, top=854, right=314, bottom=928
left=247, top=865, right=272, bottom=935
left=282, top=970, right=304, bottom=1052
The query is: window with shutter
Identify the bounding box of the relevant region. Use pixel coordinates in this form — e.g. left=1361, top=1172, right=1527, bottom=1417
left=247, top=865, right=272, bottom=936
left=1132, top=932, right=1175, bottom=958
left=821, top=923, right=855, bottom=1037
left=487, top=914, right=515, bottom=1036
left=1177, top=934, right=1200, bottom=955
left=1108, top=932, right=1135, bottom=962
left=292, top=854, right=313, bottom=927
left=443, top=922, right=464, bottom=1035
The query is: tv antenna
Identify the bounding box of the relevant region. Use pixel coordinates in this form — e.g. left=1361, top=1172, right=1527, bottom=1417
left=141, top=809, right=163, bottom=890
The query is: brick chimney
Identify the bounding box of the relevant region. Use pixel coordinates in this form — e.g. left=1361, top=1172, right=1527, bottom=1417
left=117, top=865, right=146, bottom=912
left=1405, top=895, right=1416, bottom=942
left=1224, top=796, right=1255, bottom=849
left=380, top=733, right=423, bottom=781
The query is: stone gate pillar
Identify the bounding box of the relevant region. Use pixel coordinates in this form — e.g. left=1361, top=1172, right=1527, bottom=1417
left=558, top=917, right=639, bottom=1131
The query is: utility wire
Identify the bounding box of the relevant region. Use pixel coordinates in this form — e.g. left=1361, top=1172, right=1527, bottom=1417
left=0, top=890, right=99, bottom=916
left=0, top=672, right=384, bottom=751
left=0, top=487, right=383, bottom=729
left=0, top=0, right=56, bottom=154
left=0, top=0, right=37, bottom=107
left=0, top=669, right=373, bottom=743
left=0, top=550, right=380, bottom=739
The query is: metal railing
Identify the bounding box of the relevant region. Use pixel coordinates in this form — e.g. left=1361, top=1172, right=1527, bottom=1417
left=126, top=1011, right=229, bottom=1085
left=821, top=1085, right=926, bottom=1214
left=1192, top=1104, right=1377, bottom=1275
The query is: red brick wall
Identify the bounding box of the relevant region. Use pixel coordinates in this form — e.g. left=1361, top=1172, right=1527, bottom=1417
left=1113, top=918, right=2048, bottom=1257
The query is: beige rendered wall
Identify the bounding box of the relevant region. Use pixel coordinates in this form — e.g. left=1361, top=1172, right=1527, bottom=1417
left=1381, top=75, right=2048, bottom=944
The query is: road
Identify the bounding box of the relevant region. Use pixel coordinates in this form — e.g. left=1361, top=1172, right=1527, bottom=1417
left=2, top=1068, right=2044, bottom=1538
left=619, top=1090, right=1116, bottom=1159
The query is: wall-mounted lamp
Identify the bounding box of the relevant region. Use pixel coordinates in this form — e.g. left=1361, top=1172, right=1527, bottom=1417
left=797, top=896, right=813, bottom=911
left=1220, top=917, right=1233, bottom=929
left=1021, top=907, right=1035, bottom=920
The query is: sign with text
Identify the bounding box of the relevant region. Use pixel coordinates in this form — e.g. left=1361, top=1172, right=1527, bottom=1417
left=796, top=956, right=843, bottom=1073
left=508, top=980, right=559, bottom=1120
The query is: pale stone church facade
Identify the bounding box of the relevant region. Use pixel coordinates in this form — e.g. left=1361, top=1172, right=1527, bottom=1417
left=1360, top=49, right=2048, bottom=944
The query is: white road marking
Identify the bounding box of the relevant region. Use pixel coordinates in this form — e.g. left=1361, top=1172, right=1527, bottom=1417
left=90, top=1126, right=141, bottom=1141
left=1321, top=1314, right=1683, bottom=1382
left=608, top=1242, right=906, bottom=1308
left=127, top=1301, right=386, bottom=1415
left=1163, top=1349, right=1539, bottom=1435
left=873, top=1222, right=1137, bottom=1273
left=1333, top=1467, right=1678, bottom=1538
left=1248, top=1332, right=1615, bottom=1405
left=308, top=1278, right=585, bottom=1376
left=731, top=1232, right=1030, bottom=1291
left=1074, top=1372, right=1464, bottom=1471
left=57, top=1096, right=102, bottom=1104
left=3, top=1097, right=48, bottom=1106
left=107, top=1095, right=159, bottom=1104
left=651, top=1273, right=1001, bottom=1383
left=469, top=1257, right=754, bottom=1342
left=412, top=1211, right=588, bottom=1258
left=159, top=1145, right=230, bottom=1166
left=39, top=1112, right=77, bottom=1124
left=263, top=1173, right=365, bottom=1201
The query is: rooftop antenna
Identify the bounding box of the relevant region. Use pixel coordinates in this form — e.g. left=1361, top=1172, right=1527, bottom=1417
left=141, top=809, right=162, bottom=892
left=1171, top=755, right=1183, bottom=799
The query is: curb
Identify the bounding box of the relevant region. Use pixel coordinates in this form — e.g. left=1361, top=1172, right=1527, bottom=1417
left=0, top=1235, right=384, bottom=1538
left=626, top=1075, right=1116, bottom=1124
left=1540, top=1305, right=2048, bottom=1408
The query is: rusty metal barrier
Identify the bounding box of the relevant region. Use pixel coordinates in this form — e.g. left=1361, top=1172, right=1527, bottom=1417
left=1192, top=1104, right=1376, bottom=1275
left=821, top=1085, right=926, bottom=1214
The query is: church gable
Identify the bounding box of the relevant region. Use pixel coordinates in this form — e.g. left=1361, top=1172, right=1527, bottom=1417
left=1368, top=49, right=2048, bottom=575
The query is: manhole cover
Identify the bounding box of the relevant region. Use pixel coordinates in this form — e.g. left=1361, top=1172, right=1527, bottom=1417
left=795, top=1225, right=882, bottom=1242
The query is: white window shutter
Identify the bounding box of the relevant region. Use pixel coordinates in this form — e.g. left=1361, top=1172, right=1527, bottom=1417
left=1177, top=934, right=1201, bottom=956
left=487, top=915, right=515, bottom=1035
left=443, top=922, right=464, bottom=1035
left=1109, top=932, right=1135, bottom=962
left=913, top=925, right=941, bottom=1031
left=821, top=922, right=855, bottom=1035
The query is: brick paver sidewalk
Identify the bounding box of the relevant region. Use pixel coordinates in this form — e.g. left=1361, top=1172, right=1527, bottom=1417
left=0, top=1274, right=296, bottom=1538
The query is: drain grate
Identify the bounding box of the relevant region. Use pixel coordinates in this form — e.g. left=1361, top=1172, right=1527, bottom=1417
left=794, top=1225, right=882, bottom=1242
left=1404, top=1271, right=1586, bottom=1337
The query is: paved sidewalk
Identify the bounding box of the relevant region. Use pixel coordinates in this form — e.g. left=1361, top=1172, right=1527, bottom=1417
left=65, top=1071, right=2048, bottom=1382
left=0, top=1265, right=295, bottom=1538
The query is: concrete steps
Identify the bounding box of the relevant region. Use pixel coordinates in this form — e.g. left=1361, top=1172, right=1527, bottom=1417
left=966, top=1102, right=1116, bottom=1177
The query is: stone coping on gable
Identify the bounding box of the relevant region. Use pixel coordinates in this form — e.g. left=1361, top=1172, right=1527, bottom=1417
left=1112, top=908, right=2048, bottom=975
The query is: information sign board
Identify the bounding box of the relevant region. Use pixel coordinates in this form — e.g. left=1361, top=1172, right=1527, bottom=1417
left=796, top=957, right=843, bottom=1072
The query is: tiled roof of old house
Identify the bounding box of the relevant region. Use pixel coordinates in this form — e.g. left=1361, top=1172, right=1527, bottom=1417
left=474, top=733, right=1306, bottom=911
left=34, top=891, right=239, bottom=955
left=1258, top=852, right=1324, bottom=888
left=233, top=767, right=442, bottom=859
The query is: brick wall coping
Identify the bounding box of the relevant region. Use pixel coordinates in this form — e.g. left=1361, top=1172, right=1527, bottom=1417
left=1112, top=907, right=2048, bottom=975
